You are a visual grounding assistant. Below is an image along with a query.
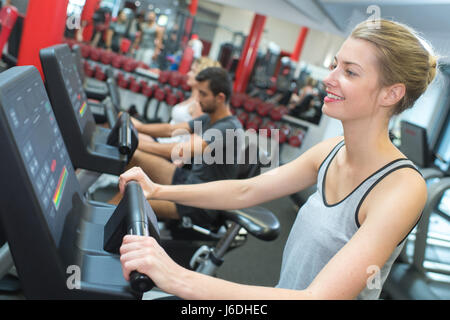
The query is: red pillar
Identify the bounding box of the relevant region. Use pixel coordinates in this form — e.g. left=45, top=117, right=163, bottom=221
left=233, top=14, right=266, bottom=93
left=189, top=0, right=198, bottom=16
left=181, top=0, right=198, bottom=48
left=17, top=0, right=69, bottom=79
left=291, top=27, right=309, bottom=62
left=179, top=0, right=198, bottom=72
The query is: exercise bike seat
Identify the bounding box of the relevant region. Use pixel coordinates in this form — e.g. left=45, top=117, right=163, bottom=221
left=220, top=206, right=280, bottom=241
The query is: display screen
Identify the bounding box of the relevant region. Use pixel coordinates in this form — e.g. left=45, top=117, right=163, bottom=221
left=1, top=68, right=79, bottom=245
left=54, top=46, right=93, bottom=133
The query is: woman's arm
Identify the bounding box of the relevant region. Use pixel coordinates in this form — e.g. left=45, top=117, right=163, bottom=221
left=120, top=165, right=427, bottom=300
left=119, top=136, right=343, bottom=210
left=120, top=235, right=315, bottom=299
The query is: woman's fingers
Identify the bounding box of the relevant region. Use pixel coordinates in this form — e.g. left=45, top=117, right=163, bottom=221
left=118, top=167, right=147, bottom=194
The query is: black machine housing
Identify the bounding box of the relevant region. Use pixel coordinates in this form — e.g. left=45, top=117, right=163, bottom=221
left=40, top=44, right=138, bottom=175
left=0, top=66, right=156, bottom=299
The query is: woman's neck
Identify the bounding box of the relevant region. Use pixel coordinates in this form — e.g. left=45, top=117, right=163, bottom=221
left=341, top=116, right=397, bottom=168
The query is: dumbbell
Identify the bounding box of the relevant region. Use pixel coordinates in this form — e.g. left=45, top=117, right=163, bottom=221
left=158, top=71, right=170, bottom=85
left=129, top=77, right=142, bottom=94
left=259, top=120, right=277, bottom=138
left=89, top=47, right=102, bottom=62
left=269, top=105, right=288, bottom=121
left=100, top=50, right=115, bottom=65
left=137, top=61, right=151, bottom=70
left=256, top=102, right=273, bottom=118
left=144, top=86, right=166, bottom=122
left=112, top=54, right=127, bottom=69
left=270, top=125, right=288, bottom=144
left=237, top=110, right=249, bottom=127
left=230, top=93, right=246, bottom=109
left=141, top=81, right=154, bottom=99
left=80, top=44, right=91, bottom=59
left=288, top=129, right=306, bottom=148
left=175, top=90, right=185, bottom=103
left=180, top=75, right=191, bottom=93
left=245, top=115, right=263, bottom=131
left=117, top=73, right=130, bottom=89
left=166, top=91, right=178, bottom=106
left=169, top=71, right=182, bottom=88
left=94, top=65, right=107, bottom=81
left=84, top=61, right=95, bottom=78
left=123, top=58, right=139, bottom=73
left=243, top=98, right=259, bottom=113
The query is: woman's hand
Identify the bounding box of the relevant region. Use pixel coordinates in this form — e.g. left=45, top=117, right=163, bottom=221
left=120, top=235, right=186, bottom=294
left=118, top=167, right=158, bottom=199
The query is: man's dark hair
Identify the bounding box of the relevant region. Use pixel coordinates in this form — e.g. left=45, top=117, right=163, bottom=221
left=195, top=67, right=232, bottom=103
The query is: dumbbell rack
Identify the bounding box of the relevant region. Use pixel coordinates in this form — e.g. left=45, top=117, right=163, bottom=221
left=66, top=40, right=191, bottom=124
left=230, top=92, right=342, bottom=166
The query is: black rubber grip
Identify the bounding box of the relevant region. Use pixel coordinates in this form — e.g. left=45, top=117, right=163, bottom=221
left=130, top=271, right=154, bottom=293
left=118, top=112, right=132, bottom=155
left=126, top=182, right=155, bottom=293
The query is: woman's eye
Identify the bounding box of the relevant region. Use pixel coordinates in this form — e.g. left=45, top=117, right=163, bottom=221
left=329, top=63, right=337, bottom=70
left=346, top=69, right=357, bottom=77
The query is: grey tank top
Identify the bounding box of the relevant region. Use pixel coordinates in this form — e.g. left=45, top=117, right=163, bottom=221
left=276, top=140, right=420, bottom=299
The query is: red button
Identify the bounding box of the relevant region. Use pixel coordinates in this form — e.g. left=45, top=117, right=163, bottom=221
left=51, top=159, right=56, bottom=172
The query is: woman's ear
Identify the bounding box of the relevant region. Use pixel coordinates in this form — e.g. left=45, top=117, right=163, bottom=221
left=380, top=83, right=406, bottom=107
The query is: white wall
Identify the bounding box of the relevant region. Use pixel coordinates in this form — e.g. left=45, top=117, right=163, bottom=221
left=199, top=0, right=345, bottom=69
left=207, top=5, right=253, bottom=60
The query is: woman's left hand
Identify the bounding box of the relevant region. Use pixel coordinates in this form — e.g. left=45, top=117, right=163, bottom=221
left=120, top=235, right=186, bottom=294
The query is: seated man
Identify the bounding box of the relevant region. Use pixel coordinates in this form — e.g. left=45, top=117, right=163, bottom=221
left=112, top=67, right=243, bottom=228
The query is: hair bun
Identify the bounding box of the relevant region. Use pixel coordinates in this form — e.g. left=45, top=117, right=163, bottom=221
left=427, top=55, right=438, bottom=85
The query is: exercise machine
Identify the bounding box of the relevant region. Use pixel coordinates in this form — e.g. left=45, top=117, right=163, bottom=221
left=0, top=66, right=156, bottom=299
left=382, top=120, right=450, bottom=299
left=40, top=44, right=138, bottom=176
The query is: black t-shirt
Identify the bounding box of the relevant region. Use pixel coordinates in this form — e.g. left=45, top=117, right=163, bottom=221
left=185, top=114, right=243, bottom=184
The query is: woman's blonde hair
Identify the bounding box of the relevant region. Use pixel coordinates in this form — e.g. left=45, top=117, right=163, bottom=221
left=194, top=57, right=222, bottom=75
left=351, top=19, right=438, bottom=115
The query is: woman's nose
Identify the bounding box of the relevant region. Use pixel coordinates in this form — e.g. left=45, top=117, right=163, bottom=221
left=322, top=66, right=339, bottom=89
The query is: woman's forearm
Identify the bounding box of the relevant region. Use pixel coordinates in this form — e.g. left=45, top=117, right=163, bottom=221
left=152, top=179, right=257, bottom=210
left=172, top=268, right=315, bottom=300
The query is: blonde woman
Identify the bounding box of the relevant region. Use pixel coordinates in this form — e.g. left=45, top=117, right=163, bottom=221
left=119, top=19, right=437, bottom=300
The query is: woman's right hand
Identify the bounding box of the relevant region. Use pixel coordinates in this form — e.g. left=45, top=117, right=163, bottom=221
left=118, top=167, right=158, bottom=199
